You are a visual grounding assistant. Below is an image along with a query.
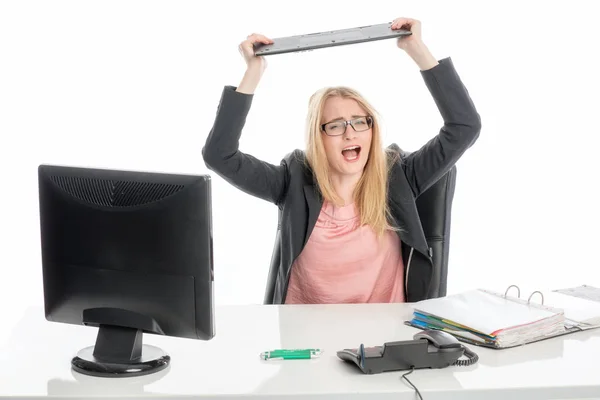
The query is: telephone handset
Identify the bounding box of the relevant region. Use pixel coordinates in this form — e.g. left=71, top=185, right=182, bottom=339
left=336, top=329, right=479, bottom=374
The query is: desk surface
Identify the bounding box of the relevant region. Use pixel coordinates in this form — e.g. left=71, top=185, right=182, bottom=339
left=1, top=303, right=600, bottom=400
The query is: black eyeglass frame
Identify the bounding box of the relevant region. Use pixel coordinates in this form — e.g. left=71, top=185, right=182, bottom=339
left=320, top=116, right=373, bottom=136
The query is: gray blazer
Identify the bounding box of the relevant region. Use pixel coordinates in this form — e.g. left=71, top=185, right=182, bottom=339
left=202, top=57, right=481, bottom=304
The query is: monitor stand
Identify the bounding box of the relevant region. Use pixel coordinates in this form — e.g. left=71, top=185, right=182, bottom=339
left=72, top=308, right=171, bottom=378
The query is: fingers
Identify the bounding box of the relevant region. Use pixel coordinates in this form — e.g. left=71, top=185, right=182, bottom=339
left=391, top=18, right=411, bottom=29
left=391, top=17, right=418, bottom=30
left=238, top=33, right=273, bottom=61
left=239, top=33, right=272, bottom=58
left=245, top=33, right=273, bottom=45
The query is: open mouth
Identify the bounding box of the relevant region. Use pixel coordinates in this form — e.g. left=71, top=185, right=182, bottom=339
left=341, top=145, right=361, bottom=162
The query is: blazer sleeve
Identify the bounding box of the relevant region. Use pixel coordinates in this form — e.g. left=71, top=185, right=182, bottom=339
left=202, top=85, right=289, bottom=206
left=401, top=57, right=482, bottom=198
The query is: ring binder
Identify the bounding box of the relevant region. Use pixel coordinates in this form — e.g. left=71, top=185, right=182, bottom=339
left=406, top=286, right=567, bottom=349
left=528, top=290, right=545, bottom=305
left=504, top=284, right=521, bottom=298
left=503, top=285, right=545, bottom=305
left=406, top=284, right=600, bottom=350
left=504, top=285, right=544, bottom=305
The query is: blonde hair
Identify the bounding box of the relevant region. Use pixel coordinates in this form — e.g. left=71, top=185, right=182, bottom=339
left=304, top=86, right=397, bottom=237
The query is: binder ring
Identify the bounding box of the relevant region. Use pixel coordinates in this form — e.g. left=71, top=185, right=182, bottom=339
left=505, top=284, right=521, bottom=298
left=528, top=290, right=545, bottom=305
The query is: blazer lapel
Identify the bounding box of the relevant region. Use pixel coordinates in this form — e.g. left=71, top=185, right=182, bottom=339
left=388, top=197, right=430, bottom=258
left=303, top=184, right=322, bottom=246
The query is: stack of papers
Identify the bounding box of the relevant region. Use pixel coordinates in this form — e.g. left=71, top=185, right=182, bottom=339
left=407, top=289, right=567, bottom=348
left=545, top=286, right=600, bottom=329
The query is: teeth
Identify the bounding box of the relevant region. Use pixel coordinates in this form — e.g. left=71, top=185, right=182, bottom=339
left=343, top=146, right=359, bottom=151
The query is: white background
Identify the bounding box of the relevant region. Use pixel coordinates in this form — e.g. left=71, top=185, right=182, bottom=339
left=1, top=0, right=599, bottom=344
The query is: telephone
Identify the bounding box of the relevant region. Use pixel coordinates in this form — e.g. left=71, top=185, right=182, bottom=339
left=336, top=329, right=479, bottom=374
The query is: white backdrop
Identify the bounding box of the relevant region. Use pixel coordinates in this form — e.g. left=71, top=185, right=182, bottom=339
left=1, top=0, right=599, bottom=343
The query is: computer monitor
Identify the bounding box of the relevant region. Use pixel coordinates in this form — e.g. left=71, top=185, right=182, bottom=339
left=37, top=164, right=215, bottom=378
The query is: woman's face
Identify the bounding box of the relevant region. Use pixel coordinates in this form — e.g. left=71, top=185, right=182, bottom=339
left=320, top=96, right=373, bottom=179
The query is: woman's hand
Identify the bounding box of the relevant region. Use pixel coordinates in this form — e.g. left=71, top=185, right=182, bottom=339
left=392, top=17, right=423, bottom=51
left=391, top=17, right=438, bottom=71
left=236, top=33, right=273, bottom=94
left=238, top=33, right=273, bottom=74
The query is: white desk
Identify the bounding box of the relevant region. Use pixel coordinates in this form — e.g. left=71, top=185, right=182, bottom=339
left=1, top=303, right=600, bottom=399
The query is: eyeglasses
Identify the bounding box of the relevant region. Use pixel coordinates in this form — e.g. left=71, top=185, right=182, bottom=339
left=320, top=116, right=373, bottom=136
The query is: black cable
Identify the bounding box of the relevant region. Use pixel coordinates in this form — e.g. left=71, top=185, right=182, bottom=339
left=453, top=346, right=479, bottom=367
left=399, top=345, right=479, bottom=399
left=400, top=367, right=423, bottom=400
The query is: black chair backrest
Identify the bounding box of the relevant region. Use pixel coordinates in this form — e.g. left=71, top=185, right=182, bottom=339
left=414, top=165, right=456, bottom=298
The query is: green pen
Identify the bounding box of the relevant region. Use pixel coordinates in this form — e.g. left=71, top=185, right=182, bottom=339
left=260, top=349, right=322, bottom=360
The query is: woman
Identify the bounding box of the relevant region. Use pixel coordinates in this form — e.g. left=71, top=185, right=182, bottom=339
left=202, top=17, right=481, bottom=305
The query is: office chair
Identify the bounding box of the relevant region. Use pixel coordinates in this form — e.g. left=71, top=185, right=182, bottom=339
left=263, top=164, right=457, bottom=304
left=415, top=164, right=456, bottom=298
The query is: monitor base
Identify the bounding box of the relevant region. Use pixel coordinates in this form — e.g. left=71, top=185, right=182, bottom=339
left=72, top=345, right=170, bottom=378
